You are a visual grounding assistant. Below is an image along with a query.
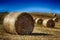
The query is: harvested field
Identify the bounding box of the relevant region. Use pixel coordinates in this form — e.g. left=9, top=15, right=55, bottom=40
left=0, top=13, right=60, bottom=40
left=0, top=21, right=60, bottom=40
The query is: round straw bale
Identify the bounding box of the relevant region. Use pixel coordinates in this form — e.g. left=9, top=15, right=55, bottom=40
left=33, top=18, right=36, bottom=21
left=33, top=18, right=37, bottom=23
left=53, top=13, right=57, bottom=17
left=35, top=18, right=43, bottom=24
left=53, top=17, right=58, bottom=22
left=3, top=12, right=34, bottom=35
left=43, top=19, right=55, bottom=28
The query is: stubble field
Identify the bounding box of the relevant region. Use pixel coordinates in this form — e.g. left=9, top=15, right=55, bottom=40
left=0, top=13, right=60, bottom=40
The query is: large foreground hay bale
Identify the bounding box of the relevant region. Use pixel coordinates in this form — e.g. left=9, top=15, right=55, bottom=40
left=43, top=19, right=55, bottom=28
left=3, top=12, right=34, bottom=35
left=53, top=17, right=58, bottom=22
left=35, top=18, right=43, bottom=24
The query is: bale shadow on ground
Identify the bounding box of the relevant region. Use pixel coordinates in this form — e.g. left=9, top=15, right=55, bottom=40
left=19, top=33, right=53, bottom=36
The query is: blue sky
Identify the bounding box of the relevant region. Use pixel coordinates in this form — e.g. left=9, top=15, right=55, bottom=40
left=0, top=0, right=60, bottom=14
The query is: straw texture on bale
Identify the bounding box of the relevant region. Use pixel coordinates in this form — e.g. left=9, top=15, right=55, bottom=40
left=35, top=18, right=43, bottom=24
left=3, top=12, right=34, bottom=35
left=53, top=17, right=58, bottom=22
left=43, top=19, right=55, bottom=28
